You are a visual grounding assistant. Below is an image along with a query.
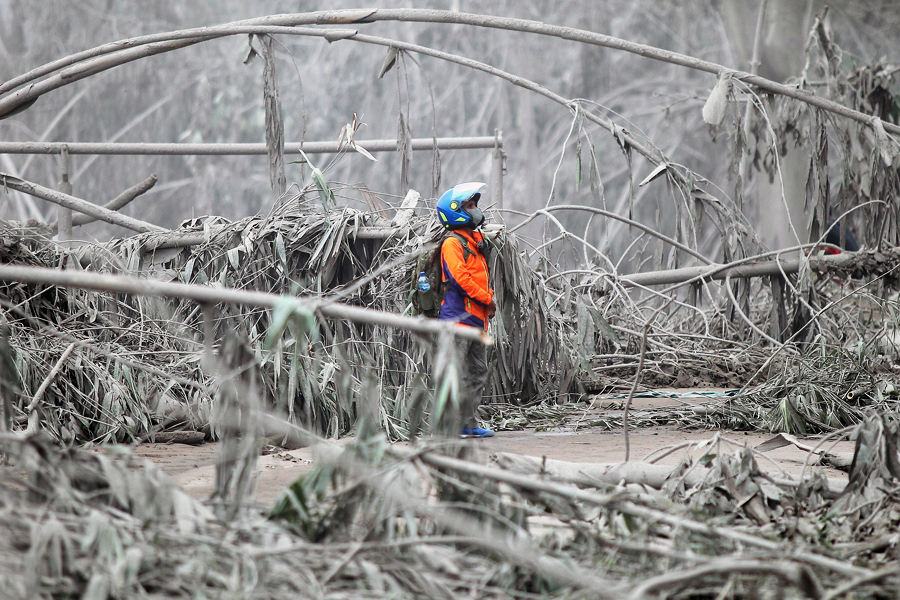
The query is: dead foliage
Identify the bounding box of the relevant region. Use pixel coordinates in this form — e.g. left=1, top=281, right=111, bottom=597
left=5, top=408, right=900, bottom=599
left=5, top=180, right=900, bottom=447
left=0, top=182, right=597, bottom=444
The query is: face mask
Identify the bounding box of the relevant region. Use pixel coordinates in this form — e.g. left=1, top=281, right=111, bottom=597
left=465, top=207, right=485, bottom=228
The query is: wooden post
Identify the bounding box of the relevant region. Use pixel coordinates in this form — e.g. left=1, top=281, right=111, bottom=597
left=57, top=146, right=73, bottom=247
left=768, top=274, right=789, bottom=343
left=491, top=129, right=505, bottom=210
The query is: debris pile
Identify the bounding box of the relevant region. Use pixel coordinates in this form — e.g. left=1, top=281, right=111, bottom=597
left=3, top=412, right=900, bottom=598
left=4, top=180, right=900, bottom=445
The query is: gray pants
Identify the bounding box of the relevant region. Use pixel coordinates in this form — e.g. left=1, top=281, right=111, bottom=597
left=455, top=337, right=489, bottom=429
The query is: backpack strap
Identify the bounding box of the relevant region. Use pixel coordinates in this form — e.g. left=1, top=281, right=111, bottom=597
left=445, top=232, right=472, bottom=263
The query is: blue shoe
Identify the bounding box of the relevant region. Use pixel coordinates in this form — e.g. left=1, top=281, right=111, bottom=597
left=460, top=427, right=494, bottom=438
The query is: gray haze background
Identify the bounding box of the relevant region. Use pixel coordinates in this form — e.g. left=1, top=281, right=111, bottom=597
left=0, top=0, right=898, bottom=267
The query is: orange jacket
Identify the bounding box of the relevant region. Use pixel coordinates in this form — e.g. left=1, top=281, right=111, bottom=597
left=439, top=229, right=494, bottom=330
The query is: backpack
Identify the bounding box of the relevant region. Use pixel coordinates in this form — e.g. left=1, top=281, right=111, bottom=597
left=410, top=232, right=471, bottom=318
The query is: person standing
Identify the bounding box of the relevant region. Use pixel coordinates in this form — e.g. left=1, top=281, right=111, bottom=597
left=435, top=182, right=496, bottom=438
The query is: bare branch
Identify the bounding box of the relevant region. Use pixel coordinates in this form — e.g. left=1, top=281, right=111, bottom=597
left=47, top=174, right=157, bottom=233
left=624, top=298, right=672, bottom=461
left=628, top=559, right=821, bottom=600
left=509, top=205, right=714, bottom=265
left=0, top=172, right=164, bottom=233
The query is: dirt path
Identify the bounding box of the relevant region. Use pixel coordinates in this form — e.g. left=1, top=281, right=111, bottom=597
left=133, top=393, right=854, bottom=508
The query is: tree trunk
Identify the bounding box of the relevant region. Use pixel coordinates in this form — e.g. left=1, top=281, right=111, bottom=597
left=721, top=0, right=822, bottom=251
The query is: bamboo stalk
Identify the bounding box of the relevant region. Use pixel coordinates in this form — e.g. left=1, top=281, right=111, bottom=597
left=622, top=250, right=864, bottom=288
left=0, top=264, right=489, bottom=343
left=0, top=137, right=499, bottom=155
left=2, top=23, right=677, bottom=202
left=140, top=224, right=405, bottom=252
left=0, top=24, right=361, bottom=97
left=2, top=10, right=896, bottom=136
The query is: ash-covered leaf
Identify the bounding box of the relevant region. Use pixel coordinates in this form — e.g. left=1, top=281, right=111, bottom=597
left=378, top=46, right=399, bottom=79
left=243, top=45, right=258, bottom=65
left=266, top=299, right=313, bottom=350
left=639, top=162, right=669, bottom=187
left=575, top=138, right=582, bottom=190
left=702, top=71, right=733, bottom=127
left=312, top=167, right=335, bottom=210
left=354, top=143, right=377, bottom=162
left=872, top=117, right=896, bottom=166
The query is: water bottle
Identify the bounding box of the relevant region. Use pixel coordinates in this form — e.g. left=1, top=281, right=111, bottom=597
left=417, top=271, right=431, bottom=292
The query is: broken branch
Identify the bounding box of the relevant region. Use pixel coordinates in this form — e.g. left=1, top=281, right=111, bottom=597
left=47, top=173, right=158, bottom=233
left=0, top=172, right=164, bottom=233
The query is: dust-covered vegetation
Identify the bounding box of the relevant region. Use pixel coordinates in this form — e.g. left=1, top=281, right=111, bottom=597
left=2, top=1, right=900, bottom=598
left=6, top=409, right=900, bottom=598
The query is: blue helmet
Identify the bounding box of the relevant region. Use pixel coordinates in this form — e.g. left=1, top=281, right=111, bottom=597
left=435, top=182, right=488, bottom=230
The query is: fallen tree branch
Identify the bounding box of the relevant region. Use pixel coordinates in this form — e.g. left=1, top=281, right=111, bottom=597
left=620, top=249, right=870, bottom=288
left=0, top=295, right=213, bottom=394
left=628, top=558, right=822, bottom=600
left=821, top=565, right=898, bottom=600
left=140, top=224, right=402, bottom=252
left=25, top=342, right=76, bottom=413
left=47, top=173, right=157, bottom=233
left=0, top=172, right=164, bottom=233
left=736, top=261, right=900, bottom=397
left=493, top=450, right=845, bottom=498
left=631, top=202, right=884, bottom=292
left=757, top=432, right=854, bottom=471
left=492, top=452, right=708, bottom=488
left=414, top=449, right=869, bottom=577
left=314, top=440, right=625, bottom=598
left=0, top=264, right=489, bottom=343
